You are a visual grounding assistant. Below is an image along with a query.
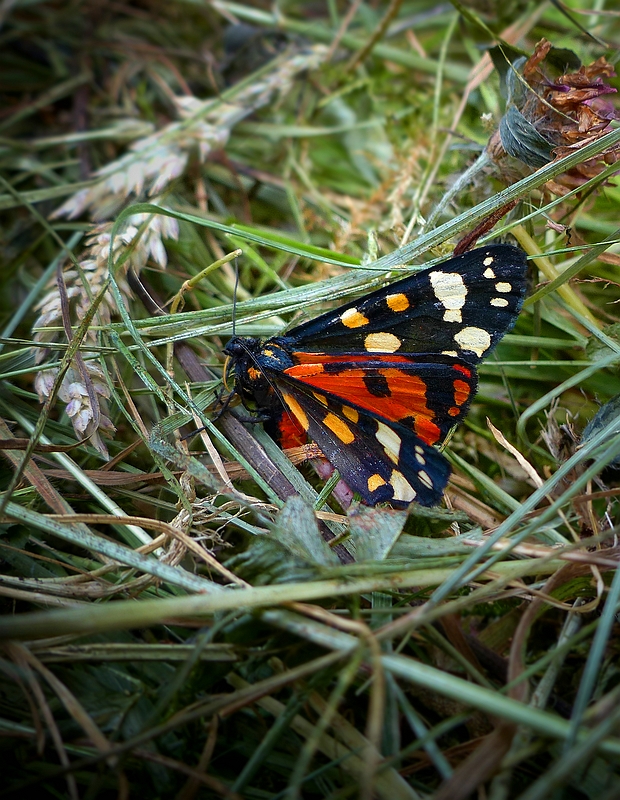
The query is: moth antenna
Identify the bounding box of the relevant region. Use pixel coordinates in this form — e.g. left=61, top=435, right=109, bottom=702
left=232, top=256, right=239, bottom=337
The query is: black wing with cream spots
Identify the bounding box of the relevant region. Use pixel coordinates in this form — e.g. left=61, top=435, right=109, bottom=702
left=286, top=245, right=527, bottom=364
left=271, top=373, right=451, bottom=506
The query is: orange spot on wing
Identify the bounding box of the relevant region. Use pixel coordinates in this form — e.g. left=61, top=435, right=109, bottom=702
left=290, top=362, right=324, bottom=376
left=453, top=364, right=472, bottom=378
left=453, top=379, right=471, bottom=406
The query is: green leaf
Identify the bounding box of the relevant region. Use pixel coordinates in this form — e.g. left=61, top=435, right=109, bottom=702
left=347, top=504, right=408, bottom=562
left=499, top=105, right=554, bottom=168
left=225, top=535, right=322, bottom=585
left=272, top=496, right=341, bottom=566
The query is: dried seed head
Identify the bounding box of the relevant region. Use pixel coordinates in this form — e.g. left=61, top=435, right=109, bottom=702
left=488, top=39, right=620, bottom=193
left=34, top=43, right=328, bottom=455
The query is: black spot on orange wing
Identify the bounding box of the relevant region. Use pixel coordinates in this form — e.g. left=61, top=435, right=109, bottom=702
left=364, top=373, right=390, bottom=397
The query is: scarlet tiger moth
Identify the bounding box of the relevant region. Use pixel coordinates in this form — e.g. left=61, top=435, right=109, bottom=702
left=224, top=244, right=527, bottom=507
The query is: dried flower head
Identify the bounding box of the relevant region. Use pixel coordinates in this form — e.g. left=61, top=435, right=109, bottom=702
left=35, top=42, right=328, bottom=457
left=488, top=39, right=620, bottom=193
left=33, top=213, right=178, bottom=457
left=35, top=362, right=116, bottom=459
left=52, top=44, right=328, bottom=221
left=33, top=213, right=179, bottom=362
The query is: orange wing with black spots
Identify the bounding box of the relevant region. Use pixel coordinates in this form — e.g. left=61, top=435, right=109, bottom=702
left=223, top=244, right=527, bottom=507
left=284, top=355, right=476, bottom=445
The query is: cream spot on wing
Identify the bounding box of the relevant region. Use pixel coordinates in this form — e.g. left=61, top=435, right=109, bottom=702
left=341, top=307, right=369, bottom=328
left=282, top=393, right=309, bottom=431
left=483, top=256, right=494, bottom=267
left=376, top=421, right=401, bottom=465
left=415, top=448, right=426, bottom=465
left=313, top=392, right=328, bottom=406
left=429, top=271, right=467, bottom=323
left=418, top=470, right=434, bottom=490
left=342, top=405, right=359, bottom=423
left=386, top=293, right=410, bottom=312
left=495, top=282, right=512, bottom=293
left=368, top=473, right=387, bottom=493
left=441, top=350, right=458, bottom=357
left=443, top=309, right=462, bottom=323
left=490, top=297, right=509, bottom=307
left=454, top=326, right=492, bottom=357
left=323, top=413, right=355, bottom=444
left=390, top=470, right=417, bottom=502
left=364, top=332, right=402, bottom=353
left=483, top=266, right=496, bottom=279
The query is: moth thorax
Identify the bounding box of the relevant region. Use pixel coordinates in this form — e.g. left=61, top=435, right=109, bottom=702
left=257, top=340, right=295, bottom=370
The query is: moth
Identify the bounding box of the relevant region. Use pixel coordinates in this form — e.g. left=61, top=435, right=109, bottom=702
left=224, top=244, right=527, bottom=507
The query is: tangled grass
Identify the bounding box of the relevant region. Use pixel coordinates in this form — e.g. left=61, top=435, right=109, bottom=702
left=2, top=2, right=620, bottom=798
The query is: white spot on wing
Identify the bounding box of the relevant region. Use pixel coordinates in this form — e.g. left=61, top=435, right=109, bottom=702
left=490, top=297, right=509, bottom=307
left=483, top=256, right=494, bottom=266
left=443, top=309, right=462, bottom=323
left=495, top=282, right=512, bottom=293
left=418, top=470, right=433, bottom=489
left=454, top=326, right=492, bottom=357
left=430, top=271, right=467, bottom=323
left=364, top=332, right=402, bottom=353
left=376, top=421, right=401, bottom=465
left=390, top=470, right=417, bottom=502
left=483, top=266, right=496, bottom=279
